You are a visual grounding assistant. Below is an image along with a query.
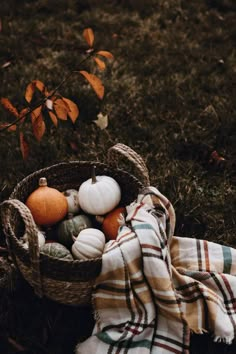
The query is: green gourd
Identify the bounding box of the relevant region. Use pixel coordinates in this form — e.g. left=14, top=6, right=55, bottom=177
left=40, top=242, right=73, bottom=260
left=57, top=213, right=92, bottom=247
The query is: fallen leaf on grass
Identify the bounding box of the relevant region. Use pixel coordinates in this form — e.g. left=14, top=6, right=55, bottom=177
left=93, top=112, right=108, bottom=130
left=1, top=61, right=11, bottom=69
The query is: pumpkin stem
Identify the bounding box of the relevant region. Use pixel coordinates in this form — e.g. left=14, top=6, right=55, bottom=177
left=39, top=177, right=47, bottom=187
left=95, top=215, right=104, bottom=224
left=91, top=166, right=97, bottom=184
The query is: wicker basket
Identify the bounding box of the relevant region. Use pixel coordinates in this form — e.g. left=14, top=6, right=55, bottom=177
left=0, top=144, right=150, bottom=306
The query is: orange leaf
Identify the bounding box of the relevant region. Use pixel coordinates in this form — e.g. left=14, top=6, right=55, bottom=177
left=19, top=132, right=29, bottom=160
left=31, top=106, right=42, bottom=123
left=32, top=113, right=46, bottom=141
left=49, top=111, right=58, bottom=127
left=0, top=123, right=17, bottom=132
left=34, top=80, right=46, bottom=93
left=96, top=50, right=114, bottom=60
left=19, top=107, right=30, bottom=125
left=61, top=98, right=79, bottom=123
left=79, top=71, right=104, bottom=100
left=25, top=80, right=46, bottom=103
left=25, top=83, right=35, bottom=103
left=54, top=98, right=68, bottom=120
left=94, top=57, right=106, bottom=71
left=83, top=28, right=94, bottom=47
left=0, top=98, right=18, bottom=118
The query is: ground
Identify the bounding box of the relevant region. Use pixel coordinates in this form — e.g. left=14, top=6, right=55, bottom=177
left=0, top=0, right=235, bottom=353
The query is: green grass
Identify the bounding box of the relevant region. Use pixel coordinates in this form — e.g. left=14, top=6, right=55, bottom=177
left=0, top=0, right=235, bottom=352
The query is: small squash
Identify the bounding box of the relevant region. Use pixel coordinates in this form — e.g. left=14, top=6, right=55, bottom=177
left=97, top=207, right=126, bottom=240
left=40, top=242, right=73, bottom=260
left=57, top=213, right=92, bottom=247
left=71, top=228, right=105, bottom=260
left=63, top=189, right=80, bottom=215
left=78, top=166, right=121, bottom=215
left=26, top=177, right=68, bottom=226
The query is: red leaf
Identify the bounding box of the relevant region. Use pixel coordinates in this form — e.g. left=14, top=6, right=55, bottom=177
left=79, top=70, right=104, bottom=100
left=69, top=141, right=79, bottom=152
left=19, top=132, right=29, bottom=160
left=83, top=28, right=94, bottom=47
left=0, top=98, right=18, bottom=118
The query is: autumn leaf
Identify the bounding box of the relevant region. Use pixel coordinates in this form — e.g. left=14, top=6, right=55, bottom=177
left=54, top=98, right=69, bottom=120
left=1, top=98, right=18, bottom=118
left=25, top=80, right=46, bottom=103
left=94, top=57, right=106, bottom=71
left=31, top=106, right=42, bottom=123
left=19, top=108, right=30, bottom=121
left=0, top=123, right=17, bottom=132
left=62, top=98, right=79, bottom=123
left=19, top=132, right=29, bottom=160
left=83, top=28, right=94, bottom=47
left=79, top=71, right=104, bottom=100
left=32, top=113, right=46, bottom=141
left=69, top=141, right=79, bottom=152
left=96, top=50, right=114, bottom=60
left=93, top=112, right=108, bottom=130
left=49, top=111, right=58, bottom=127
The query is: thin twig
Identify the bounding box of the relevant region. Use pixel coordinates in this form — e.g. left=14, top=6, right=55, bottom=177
left=0, top=51, right=94, bottom=133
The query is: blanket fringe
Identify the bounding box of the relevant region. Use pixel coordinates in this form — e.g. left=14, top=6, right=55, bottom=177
left=213, top=335, right=234, bottom=345
left=190, top=328, right=234, bottom=345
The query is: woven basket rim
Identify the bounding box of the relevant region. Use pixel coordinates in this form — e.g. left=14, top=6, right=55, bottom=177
left=10, top=159, right=143, bottom=197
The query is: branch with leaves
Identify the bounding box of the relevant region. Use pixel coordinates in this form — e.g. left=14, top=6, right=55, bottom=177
left=0, top=28, right=114, bottom=159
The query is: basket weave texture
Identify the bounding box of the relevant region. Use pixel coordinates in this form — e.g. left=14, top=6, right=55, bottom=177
left=0, top=144, right=149, bottom=306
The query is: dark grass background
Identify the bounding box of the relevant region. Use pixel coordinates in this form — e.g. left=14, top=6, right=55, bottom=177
left=0, top=0, right=235, bottom=353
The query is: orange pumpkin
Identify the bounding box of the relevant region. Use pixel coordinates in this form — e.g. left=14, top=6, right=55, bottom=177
left=26, top=177, right=68, bottom=226
left=99, top=207, right=126, bottom=240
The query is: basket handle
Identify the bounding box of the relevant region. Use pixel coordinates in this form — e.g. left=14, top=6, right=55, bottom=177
left=1, top=199, right=43, bottom=297
left=107, top=143, right=150, bottom=186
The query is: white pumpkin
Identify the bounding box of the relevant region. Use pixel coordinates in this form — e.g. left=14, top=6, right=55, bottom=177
left=63, top=189, right=80, bottom=214
left=71, top=228, right=105, bottom=260
left=78, top=167, right=121, bottom=215
left=21, top=229, right=46, bottom=249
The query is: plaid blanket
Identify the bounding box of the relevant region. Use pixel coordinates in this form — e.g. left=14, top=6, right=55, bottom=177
left=76, top=187, right=236, bottom=354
